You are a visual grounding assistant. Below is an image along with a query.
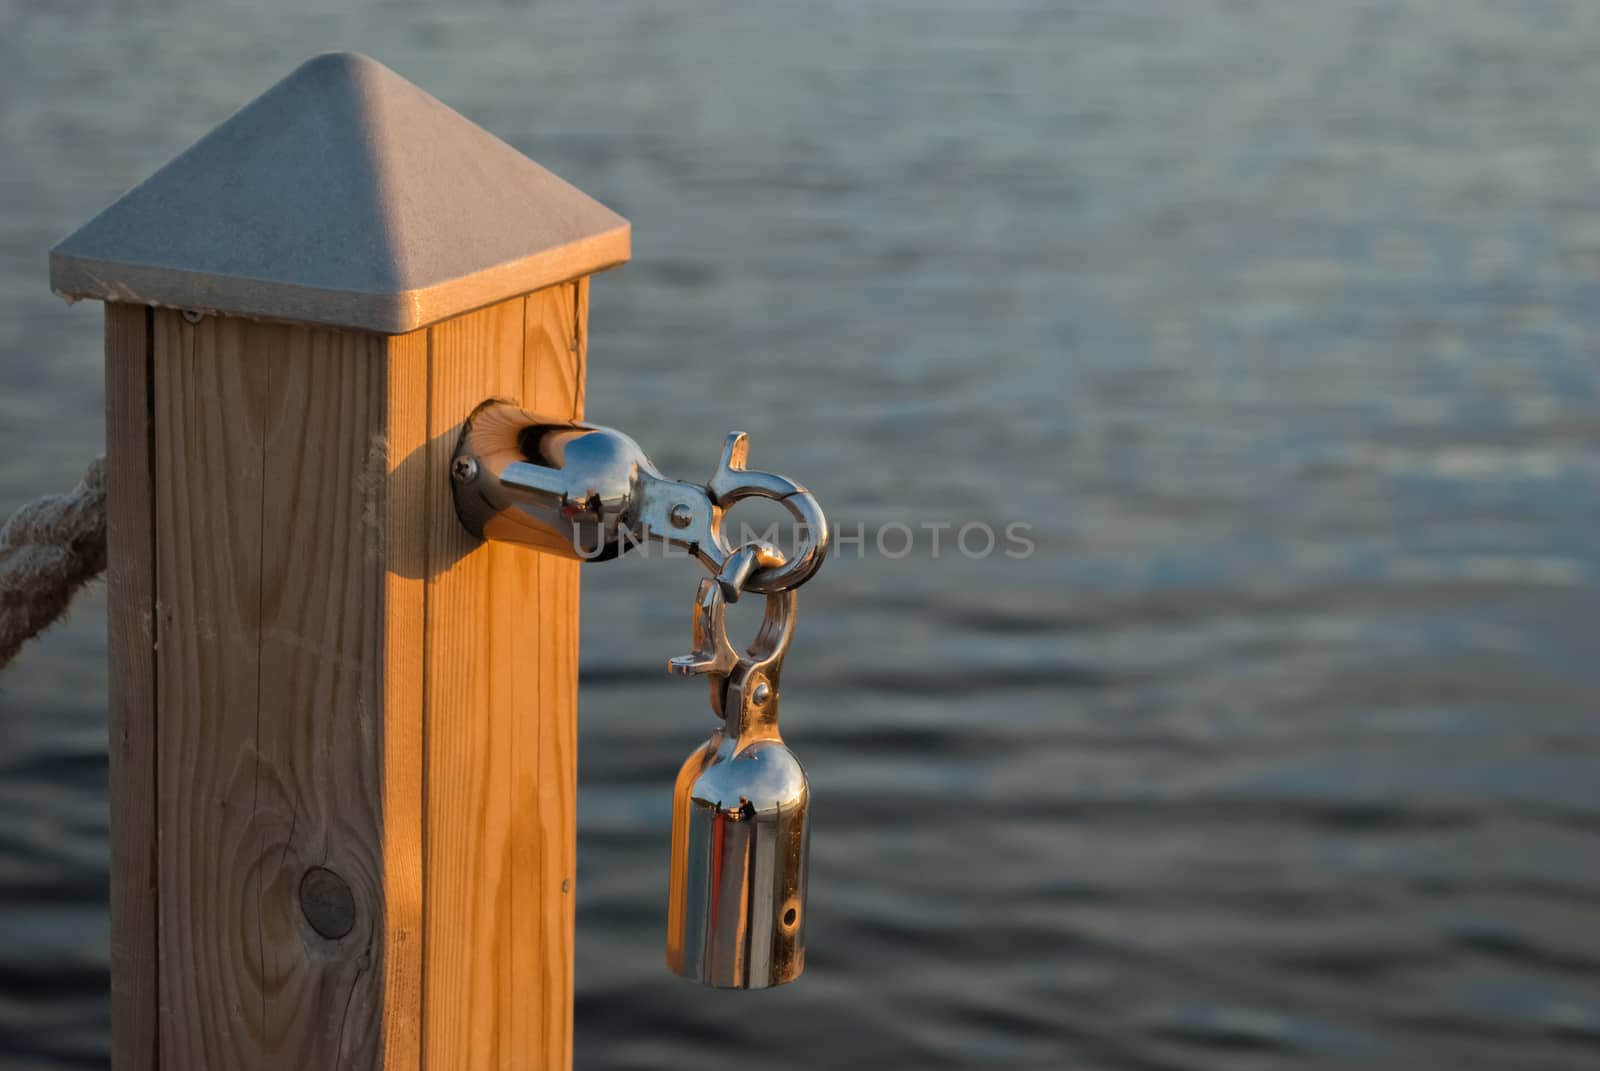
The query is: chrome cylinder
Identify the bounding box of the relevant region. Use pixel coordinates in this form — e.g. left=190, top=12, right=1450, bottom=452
left=450, top=402, right=658, bottom=561
left=666, top=724, right=810, bottom=988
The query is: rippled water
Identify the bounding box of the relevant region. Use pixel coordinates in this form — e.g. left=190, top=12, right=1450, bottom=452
left=4, top=1, right=1600, bottom=1068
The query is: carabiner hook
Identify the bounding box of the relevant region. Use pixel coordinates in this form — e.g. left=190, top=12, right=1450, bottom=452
left=668, top=571, right=796, bottom=729
left=635, top=431, right=828, bottom=599
left=701, top=432, right=830, bottom=598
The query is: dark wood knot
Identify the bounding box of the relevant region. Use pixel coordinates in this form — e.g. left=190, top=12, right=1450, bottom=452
left=299, top=866, right=357, bottom=940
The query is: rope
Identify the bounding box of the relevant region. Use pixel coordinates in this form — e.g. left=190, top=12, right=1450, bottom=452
left=0, top=457, right=107, bottom=670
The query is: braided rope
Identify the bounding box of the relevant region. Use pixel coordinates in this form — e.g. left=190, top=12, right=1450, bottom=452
left=0, top=458, right=107, bottom=670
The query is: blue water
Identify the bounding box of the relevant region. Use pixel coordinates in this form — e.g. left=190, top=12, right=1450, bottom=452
left=3, top=1, right=1599, bottom=1068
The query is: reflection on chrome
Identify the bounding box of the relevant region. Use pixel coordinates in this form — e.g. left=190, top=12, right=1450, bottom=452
left=666, top=581, right=809, bottom=989
left=450, top=401, right=828, bottom=597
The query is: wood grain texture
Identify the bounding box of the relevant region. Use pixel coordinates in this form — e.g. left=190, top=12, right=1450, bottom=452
left=147, top=311, right=413, bottom=1069
left=573, top=277, right=589, bottom=418
left=523, top=284, right=584, bottom=1066
left=152, top=308, right=271, bottom=1068
left=254, top=320, right=390, bottom=1066
left=108, top=283, right=584, bottom=1070
left=104, top=302, right=158, bottom=1071
left=379, top=327, right=429, bottom=1071
left=422, top=296, right=522, bottom=1071
left=423, top=284, right=582, bottom=1071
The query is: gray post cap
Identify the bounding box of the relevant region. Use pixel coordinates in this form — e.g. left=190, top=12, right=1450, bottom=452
left=50, top=51, right=630, bottom=334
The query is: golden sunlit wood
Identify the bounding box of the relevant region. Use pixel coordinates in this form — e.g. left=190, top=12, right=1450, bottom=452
left=102, top=283, right=587, bottom=1070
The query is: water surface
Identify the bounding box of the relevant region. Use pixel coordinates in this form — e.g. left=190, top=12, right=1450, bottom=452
left=2, top=2, right=1598, bottom=1068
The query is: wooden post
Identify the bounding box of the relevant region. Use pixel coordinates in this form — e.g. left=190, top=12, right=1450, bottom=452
left=53, top=52, right=629, bottom=1070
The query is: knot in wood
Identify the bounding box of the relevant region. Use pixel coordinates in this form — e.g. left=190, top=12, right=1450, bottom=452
left=299, top=866, right=357, bottom=940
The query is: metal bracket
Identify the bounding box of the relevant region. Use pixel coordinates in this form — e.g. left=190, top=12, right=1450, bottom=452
left=450, top=402, right=829, bottom=598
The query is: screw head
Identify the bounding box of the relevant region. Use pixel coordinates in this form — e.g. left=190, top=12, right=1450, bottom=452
left=751, top=681, right=771, bottom=706
left=669, top=502, right=694, bottom=529
left=451, top=456, right=479, bottom=484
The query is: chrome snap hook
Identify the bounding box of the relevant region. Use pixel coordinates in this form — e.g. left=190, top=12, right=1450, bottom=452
left=702, top=432, right=830, bottom=597
left=664, top=570, right=808, bottom=989
left=450, top=403, right=828, bottom=597
left=667, top=552, right=796, bottom=725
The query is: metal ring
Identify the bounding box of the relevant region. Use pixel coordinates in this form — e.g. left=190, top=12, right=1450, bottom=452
left=708, top=485, right=828, bottom=595
left=743, top=489, right=828, bottom=595
left=705, top=432, right=831, bottom=595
